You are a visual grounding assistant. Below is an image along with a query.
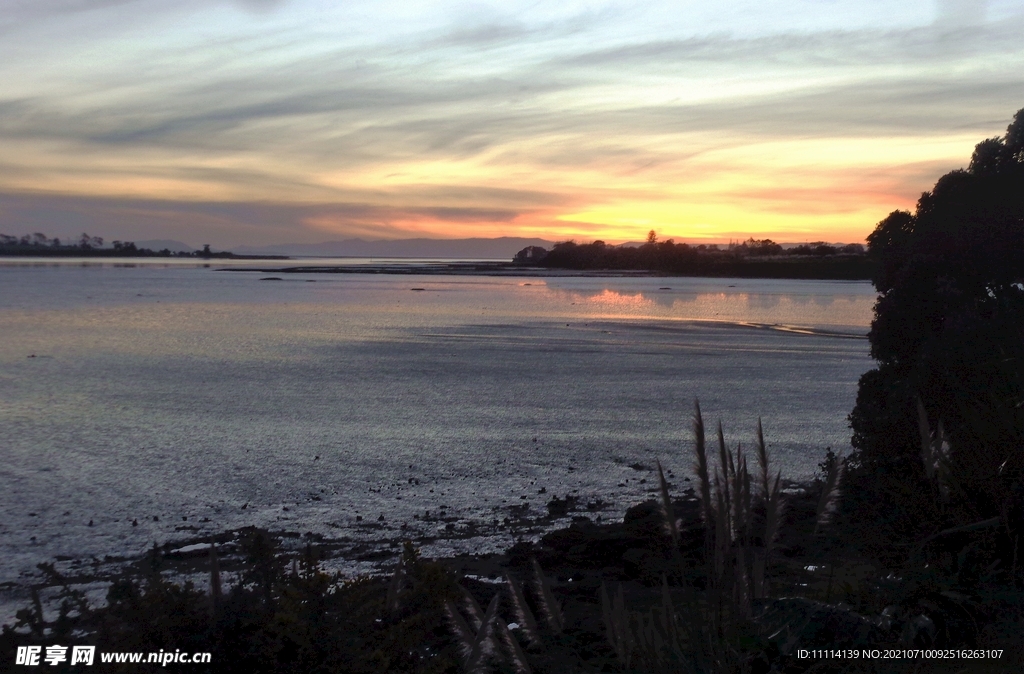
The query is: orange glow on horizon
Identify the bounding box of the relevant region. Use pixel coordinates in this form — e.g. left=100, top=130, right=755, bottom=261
left=1, top=130, right=981, bottom=245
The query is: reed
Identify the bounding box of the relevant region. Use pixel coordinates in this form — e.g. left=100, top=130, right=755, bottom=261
left=608, top=401, right=797, bottom=667
left=754, top=418, right=783, bottom=598
left=443, top=562, right=566, bottom=673
left=443, top=588, right=515, bottom=673
left=657, top=459, right=681, bottom=548
left=385, top=552, right=407, bottom=616
left=208, top=543, right=221, bottom=620
left=693, top=400, right=714, bottom=527
left=531, top=558, right=563, bottom=634
left=813, top=450, right=843, bottom=536
left=916, top=397, right=951, bottom=500
left=600, top=582, right=634, bottom=668
left=505, top=575, right=540, bottom=646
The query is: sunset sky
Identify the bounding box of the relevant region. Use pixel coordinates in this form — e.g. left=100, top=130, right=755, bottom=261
left=1, top=0, right=1023, bottom=246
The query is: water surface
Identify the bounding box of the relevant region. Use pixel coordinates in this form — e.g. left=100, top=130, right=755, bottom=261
left=0, top=260, right=876, bottom=591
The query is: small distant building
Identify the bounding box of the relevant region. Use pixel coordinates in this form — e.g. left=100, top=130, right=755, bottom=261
left=513, top=246, right=548, bottom=264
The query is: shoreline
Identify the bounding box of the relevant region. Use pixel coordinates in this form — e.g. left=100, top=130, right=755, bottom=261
left=0, top=476, right=796, bottom=621
left=5, top=472, right=1020, bottom=671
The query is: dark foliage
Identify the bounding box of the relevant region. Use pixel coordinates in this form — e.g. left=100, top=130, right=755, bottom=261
left=845, top=108, right=1024, bottom=562
left=1, top=537, right=463, bottom=673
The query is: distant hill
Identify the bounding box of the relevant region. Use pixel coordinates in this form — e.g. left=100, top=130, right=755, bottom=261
left=231, top=237, right=557, bottom=259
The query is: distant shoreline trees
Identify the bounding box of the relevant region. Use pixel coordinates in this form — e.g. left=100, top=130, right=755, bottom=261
left=515, top=236, right=870, bottom=279
left=0, top=232, right=180, bottom=257
left=0, top=233, right=286, bottom=260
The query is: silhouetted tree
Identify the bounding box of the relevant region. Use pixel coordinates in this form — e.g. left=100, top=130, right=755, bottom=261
left=846, top=108, right=1024, bottom=554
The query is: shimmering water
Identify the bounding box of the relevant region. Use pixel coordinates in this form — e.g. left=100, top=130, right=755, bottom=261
left=0, top=259, right=876, bottom=591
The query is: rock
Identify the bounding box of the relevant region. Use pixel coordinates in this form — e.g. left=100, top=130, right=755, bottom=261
left=623, top=501, right=664, bottom=539
left=755, top=597, right=891, bottom=653
left=546, top=495, right=576, bottom=518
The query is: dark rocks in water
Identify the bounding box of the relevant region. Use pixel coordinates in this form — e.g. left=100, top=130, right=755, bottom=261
left=546, top=495, right=576, bottom=518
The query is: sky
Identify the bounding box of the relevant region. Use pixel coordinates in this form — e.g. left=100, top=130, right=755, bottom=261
left=1, top=0, right=1023, bottom=246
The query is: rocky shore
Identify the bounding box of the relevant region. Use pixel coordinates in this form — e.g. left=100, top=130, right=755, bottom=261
left=7, top=476, right=1012, bottom=673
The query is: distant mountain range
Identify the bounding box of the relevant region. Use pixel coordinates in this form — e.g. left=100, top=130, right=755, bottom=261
left=230, top=237, right=558, bottom=259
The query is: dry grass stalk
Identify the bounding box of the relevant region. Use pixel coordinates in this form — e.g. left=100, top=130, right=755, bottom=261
left=445, top=592, right=500, bottom=673
left=531, top=559, right=563, bottom=633
left=693, top=400, right=715, bottom=529
left=688, top=407, right=789, bottom=610
left=466, top=594, right=500, bottom=673
left=656, top=459, right=681, bottom=548
left=495, top=618, right=533, bottom=674
left=445, top=599, right=476, bottom=651
left=208, top=543, right=222, bottom=620
left=602, top=578, right=716, bottom=672
left=600, top=582, right=634, bottom=668
left=917, top=397, right=951, bottom=499
left=460, top=585, right=486, bottom=631
left=814, top=451, right=844, bottom=535
left=730, top=444, right=751, bottom=616
left=712, top=483, right=729, bottom=602
left=448, top=587, right=533, bottom=674
left=603, top=406, right=806, bottom=671
left=754, top=418, right=784, bottom=598
left=385, top=555, right=406, bottom=616
left=917, top=397, right=937, bottom=483
left=717, top=422, right=731, bottom=513
left=505, top=576, right=540, bottom=645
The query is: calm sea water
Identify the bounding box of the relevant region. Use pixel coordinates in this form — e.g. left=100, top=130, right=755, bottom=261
left=0, top=259, right=876, bottom=592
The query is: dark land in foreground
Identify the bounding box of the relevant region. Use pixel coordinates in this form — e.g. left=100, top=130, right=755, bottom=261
left=2, top=439, right=1021, bottom=673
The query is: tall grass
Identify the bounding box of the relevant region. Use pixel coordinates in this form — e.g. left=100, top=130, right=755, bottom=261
left=606, top=400, right=807, bottom=671
left=442, top=558, right=570, bottom=673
